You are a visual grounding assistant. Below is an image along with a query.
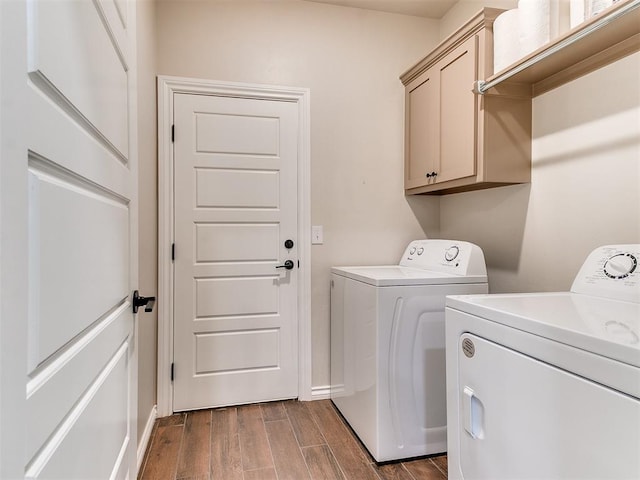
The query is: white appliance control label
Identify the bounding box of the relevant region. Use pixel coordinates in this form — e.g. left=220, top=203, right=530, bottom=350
left=571, top=245, right=640, bottom=303
left=399, top=239, right=487, bottom=277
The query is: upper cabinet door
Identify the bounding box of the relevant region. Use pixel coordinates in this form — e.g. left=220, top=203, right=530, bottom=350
left=405, top=68, right=439, bottom=190
left=437, top=35, right=477, bottom=184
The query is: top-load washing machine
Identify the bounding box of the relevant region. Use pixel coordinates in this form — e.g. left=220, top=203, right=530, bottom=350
left=330, top=239, right=488, bottom=462
left=445, top=244, right=640, bottom=480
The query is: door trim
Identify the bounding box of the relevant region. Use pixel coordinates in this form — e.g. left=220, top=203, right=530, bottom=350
left=157, top=76, right=311, bottom=416
left=1, top=2, right=29, bottom=476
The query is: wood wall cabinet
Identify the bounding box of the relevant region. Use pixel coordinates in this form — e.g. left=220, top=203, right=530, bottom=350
left=401, top=8, right=532, bottom=195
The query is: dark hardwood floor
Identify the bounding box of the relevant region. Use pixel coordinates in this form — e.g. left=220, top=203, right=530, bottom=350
left=138, top=399, right=448, bottom=480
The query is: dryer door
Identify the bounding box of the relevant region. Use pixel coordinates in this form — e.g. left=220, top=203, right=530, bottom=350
left=456, top=333, right=640, bottom=480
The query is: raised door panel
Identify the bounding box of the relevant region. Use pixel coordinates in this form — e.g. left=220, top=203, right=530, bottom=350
left=28, top=0, right=129, bottom=159
left=195, top=223, right=279, bottom=263
left=195, top=277, right=278, bottom=317
left=27, top=343, right=131, bottom=479
left=195, top=330, right=279, bottom=374
left=195, top=112, right=280, bottom=155
left=28, top=166, right=129, bottom=370
left=195, top=169, right=280, bottom=208
left=405, top=68, right=439, bottom=190
left=437, top=36, right=477, bottom=184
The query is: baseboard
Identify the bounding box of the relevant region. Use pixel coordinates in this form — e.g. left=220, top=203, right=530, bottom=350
left=310, top=385, right=331, bottom=400
left=137, top=405, right=157, bottom=473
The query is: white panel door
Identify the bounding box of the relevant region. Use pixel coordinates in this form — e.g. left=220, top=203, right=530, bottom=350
left=1, top=1, right=138, bottom=478
left=173, top=93, right=299, bottom=410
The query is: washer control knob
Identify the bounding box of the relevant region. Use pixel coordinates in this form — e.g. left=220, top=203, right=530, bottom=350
left=604, top=253, right=637, bottom=279
left=409, top=247, right=417, bottom=255
left=445, top=246, right=460, bottom=262
left=417, top=247, right=424, bottom=255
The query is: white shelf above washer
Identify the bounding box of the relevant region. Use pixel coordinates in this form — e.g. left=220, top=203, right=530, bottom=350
left=475, top=0, right=640, bottom=97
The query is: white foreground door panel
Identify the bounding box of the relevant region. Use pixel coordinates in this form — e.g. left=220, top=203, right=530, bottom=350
left=456, top=333, right=640, bottom=480
left=173, top=93, right=299, bottom=410
left=1, top=0, right=138, bottom=478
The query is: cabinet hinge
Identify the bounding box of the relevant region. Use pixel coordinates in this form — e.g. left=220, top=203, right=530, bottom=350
left=171, top=124, right=175, bottom=143
left=171, top=363, right=175, bottom=382
left=171, top=243, right=175, bottom=262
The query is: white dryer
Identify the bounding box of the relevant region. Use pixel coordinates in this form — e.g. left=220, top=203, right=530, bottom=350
left=446, top=244, right=640, bottom=480
left=330, top=239, right=488, bottom=462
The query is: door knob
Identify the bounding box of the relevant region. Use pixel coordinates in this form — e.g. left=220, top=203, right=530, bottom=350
left=132, top=290, right=156, bottom=314
left=284, top=239, right=294, bottom=249
left=275, top=260, right=295, bottom=270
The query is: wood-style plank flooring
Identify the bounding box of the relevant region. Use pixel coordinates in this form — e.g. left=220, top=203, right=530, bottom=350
left=139, top=399, right=447, bottom=480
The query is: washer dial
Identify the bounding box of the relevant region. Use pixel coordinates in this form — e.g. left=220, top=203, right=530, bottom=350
left=604, top=253, right=637, bottom=279
left=445, top=246, right=460, bottom=262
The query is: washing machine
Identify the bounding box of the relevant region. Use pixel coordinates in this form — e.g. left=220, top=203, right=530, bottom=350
left=445, top=244, right=640, bottom=480
left=330, top=239, right=488, bottom=462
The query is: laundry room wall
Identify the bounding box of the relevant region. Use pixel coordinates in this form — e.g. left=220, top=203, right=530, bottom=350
left=155, top=0, right=441, bottom=391
left=438, top=0, right=516, bottom=39
left=439, top=51, right=640, bottom=293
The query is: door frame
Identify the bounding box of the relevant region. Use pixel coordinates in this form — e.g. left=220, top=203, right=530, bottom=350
left=157, top=76, right=311, bottom=416
left=1, top=2, right=29, bottom=477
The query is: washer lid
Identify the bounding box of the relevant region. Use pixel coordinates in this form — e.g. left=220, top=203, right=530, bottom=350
left=446, top=292, right=640, bottom=368
left=331, top=265, right=487, bottom=286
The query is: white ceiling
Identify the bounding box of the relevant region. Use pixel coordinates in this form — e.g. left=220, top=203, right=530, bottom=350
left=303, top=0, right=458, bottom=19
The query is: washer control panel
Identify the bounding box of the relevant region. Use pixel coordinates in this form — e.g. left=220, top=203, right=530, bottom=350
left=445, top=246, right=460, bottom=262
left=603, top=253, right=637, bottom=279
left=399, top=239, right=487, bottom=277
left=571, top=245, right=640, bottom=303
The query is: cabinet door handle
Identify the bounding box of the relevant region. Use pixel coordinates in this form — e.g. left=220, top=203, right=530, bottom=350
left=426, top=172, right=432, bottom=178
left=431, top=171, right=437, bottom=177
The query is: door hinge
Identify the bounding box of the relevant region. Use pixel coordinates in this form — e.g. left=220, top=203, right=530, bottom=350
left=171, top=124, right=175, bottom=143
left=171, top=243, right=175, bottom=261
left=171, top=363, right=175, bottom=382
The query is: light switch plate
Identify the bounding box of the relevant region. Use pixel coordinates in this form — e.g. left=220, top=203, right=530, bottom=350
left=312, top=225, right=323, bottom=245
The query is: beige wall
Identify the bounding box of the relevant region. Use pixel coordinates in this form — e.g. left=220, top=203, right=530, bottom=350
left=136, top=0, right=158, bottom=443
left=440, top=51, right=640, bottom=293
left=439, top=0, right=516, bottom=39
left=155, top=0, right=441, bottom=389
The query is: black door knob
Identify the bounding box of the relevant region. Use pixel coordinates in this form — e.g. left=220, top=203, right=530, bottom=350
left=132, top=290, right=156, bottom=314
left=275, top=260, right=295, bottom=270
left=284, top=239, right=294, bottom=249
